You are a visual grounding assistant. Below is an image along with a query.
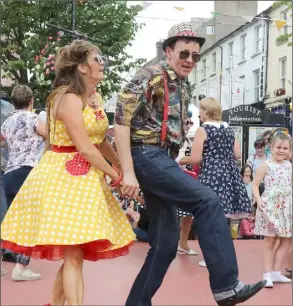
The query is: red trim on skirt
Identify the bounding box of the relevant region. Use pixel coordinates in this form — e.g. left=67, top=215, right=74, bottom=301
left=1, top=239, right=133, bottom=262
left=51, top=145, right=99, bottom=153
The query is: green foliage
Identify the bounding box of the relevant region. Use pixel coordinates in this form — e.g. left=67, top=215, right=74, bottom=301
left=273, top=0, right=292, bottom=47
left=276, top=33, right=290, bottom=45
left=1, top=0, right=145, bottom=107
left=273, top=0, right=292, bottom=10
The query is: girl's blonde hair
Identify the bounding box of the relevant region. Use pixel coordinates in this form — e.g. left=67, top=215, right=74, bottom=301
left=199, top=97, right=222, bottom=121
left=271, top=130, right=292, bottom=149
left=45, top=40, right=101, bottom=151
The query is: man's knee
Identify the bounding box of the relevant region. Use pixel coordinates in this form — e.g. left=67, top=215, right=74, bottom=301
left=157, top=233, right=179, bottom=261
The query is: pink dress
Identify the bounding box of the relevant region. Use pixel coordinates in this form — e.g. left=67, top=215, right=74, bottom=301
left=254, top=160, right=292, bottom=237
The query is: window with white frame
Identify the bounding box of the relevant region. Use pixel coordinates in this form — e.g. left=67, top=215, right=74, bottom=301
left=212, top=52, right=216, bottom=73
left=202, top=59, right=206, bottom=79
left=240, top=35, right=246, bottom=61
left=253, top=69, right=260, bottom=102
left=279, top=56, right=287, bottom=88
left=281, top=9, right=289, bottom=35
left=255, top=26, right=261, bottom=53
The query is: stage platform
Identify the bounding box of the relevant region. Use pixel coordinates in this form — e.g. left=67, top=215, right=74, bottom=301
left=1, top=240, right=291, bottom=305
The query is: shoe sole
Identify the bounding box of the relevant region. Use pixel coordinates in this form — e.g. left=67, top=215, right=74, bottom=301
left=12, top=276, right=41, bottom=281
left=217, top=280, right=267, bottom=306
left=177, top=249, right=198, bottom=256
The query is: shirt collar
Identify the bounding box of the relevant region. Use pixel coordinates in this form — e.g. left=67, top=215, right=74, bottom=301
left=160, top=61, right=189, bottom=83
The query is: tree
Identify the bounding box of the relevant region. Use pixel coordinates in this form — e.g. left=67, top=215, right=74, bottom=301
left=1, top=0, right=145, bottom=107
left=273, top=0, right=292, bottom=47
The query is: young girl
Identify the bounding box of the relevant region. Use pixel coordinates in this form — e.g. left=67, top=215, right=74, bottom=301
left=241, top=164, right=254, bottom=204
left=252, top=132, right=292, bottom=288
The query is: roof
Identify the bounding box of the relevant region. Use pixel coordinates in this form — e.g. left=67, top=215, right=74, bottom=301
left=193, top=15, right=248, bottom=54
left=199, top=5, right=273, bottom=56
left=143, top=54, right=167, bottom=69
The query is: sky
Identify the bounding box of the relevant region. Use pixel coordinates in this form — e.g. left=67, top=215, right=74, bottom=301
left=126, top=1, right=275, bottom=64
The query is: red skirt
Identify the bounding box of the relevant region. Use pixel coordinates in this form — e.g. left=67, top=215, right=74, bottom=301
left=1, top=239, right=133, bottom=262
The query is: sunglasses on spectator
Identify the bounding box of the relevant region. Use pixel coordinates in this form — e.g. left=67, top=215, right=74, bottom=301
left=179, top=50, right=201, bottom=63
left=94, top=55, right=108, bottom=65
left=185, top=121, right=194, bottom=126
left=255, top=145, right=264, bottom=149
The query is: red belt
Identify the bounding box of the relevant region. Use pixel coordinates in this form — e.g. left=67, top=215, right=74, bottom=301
left=51, top=145, right=99, bottom=153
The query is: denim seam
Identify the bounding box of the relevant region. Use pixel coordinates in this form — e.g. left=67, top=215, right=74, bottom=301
left=137, top=200, right=163, bottom=306
left=135, top=150, right=238, bottom=294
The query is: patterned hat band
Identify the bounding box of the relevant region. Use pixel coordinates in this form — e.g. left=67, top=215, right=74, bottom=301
left=162, top=22, right=206, bottom=50
left=175, top=30, right=198, bottom=38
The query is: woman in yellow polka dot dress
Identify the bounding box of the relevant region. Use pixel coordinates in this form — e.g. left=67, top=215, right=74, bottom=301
left=1, top=40, right=135, bottom=305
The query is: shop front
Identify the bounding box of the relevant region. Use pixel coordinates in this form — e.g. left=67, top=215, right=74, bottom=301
left=222, top=105, right=285, bottom=168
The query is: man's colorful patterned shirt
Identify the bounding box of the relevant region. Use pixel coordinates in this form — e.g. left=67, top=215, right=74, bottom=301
left=114, top=61, right=191, bottom=152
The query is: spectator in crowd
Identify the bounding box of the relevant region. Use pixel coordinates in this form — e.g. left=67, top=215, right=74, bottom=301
left=0, top=99, right=15, bottom=275
left=238, top=213, right=255, bottom=239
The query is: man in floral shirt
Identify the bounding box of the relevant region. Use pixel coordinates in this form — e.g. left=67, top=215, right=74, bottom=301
left=114, top=22, right=265, bottom=306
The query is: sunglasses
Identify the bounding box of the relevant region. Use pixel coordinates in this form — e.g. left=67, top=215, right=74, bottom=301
left=185, top=121, right=194, bottom=126
left=94, top=55, right=108, bottom=65
left=255, top=145, right=264, bottom=149
left=179, top=50, right=201, bottom=63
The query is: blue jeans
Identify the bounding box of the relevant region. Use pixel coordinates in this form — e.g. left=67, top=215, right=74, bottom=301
left=1, top=171, right=7, bottom=224
left=133, top=227, right=149, bottom=242
left=126, top=145, right=243, bottom=306
left=3, top=166, right=33, bottom=265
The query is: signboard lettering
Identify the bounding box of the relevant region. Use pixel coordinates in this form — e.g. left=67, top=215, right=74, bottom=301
left=223, top=105, right=262, bottom=124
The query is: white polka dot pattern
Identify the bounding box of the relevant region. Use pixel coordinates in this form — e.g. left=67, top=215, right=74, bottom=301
left=65, top=153, right=91, bottom=176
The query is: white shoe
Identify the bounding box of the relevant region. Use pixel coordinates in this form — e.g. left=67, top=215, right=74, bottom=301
left=1, top=268, right=7, bottom=276
left=271, top=271, right=292, bottom=283
left=199, top=260, right=207, bottom=267
left=12, top=267, right=41, bottom=281
left=177, top=246, right=198, bottom=255
left=263, top=272, right=273, bottom=288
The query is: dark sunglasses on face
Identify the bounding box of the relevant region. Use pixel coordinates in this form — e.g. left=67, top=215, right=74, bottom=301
left=94, top=55, right=107, bottom=65
left=179, top=50, right=201, bottom=63
left=185, top=121, right=194, bottom=126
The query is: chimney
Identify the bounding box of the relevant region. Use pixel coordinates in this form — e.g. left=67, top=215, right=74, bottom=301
left=156, top=41, right=163, bottom=59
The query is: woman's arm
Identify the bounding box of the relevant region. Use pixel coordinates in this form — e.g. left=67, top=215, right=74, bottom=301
left=57, top=93, right=119, bottom=181
left=99, top=139, right=120, bottom=169
left=233, top=139, right=241, bottom=160
left=190, top=127, right=207, bottom=165
left=36, top=119, right=47, bottom=138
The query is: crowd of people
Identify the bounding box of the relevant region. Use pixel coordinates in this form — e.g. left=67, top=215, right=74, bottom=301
left=0, top=21, right=292, bottom=306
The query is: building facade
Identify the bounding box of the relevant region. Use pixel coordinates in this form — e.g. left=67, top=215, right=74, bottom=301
left=190, top=9, right=271, bottom=111
left=264, top=4, right=292, bottom=110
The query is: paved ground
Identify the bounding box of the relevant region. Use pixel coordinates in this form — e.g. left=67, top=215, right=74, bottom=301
left=1, top=240, right=291, bottom=305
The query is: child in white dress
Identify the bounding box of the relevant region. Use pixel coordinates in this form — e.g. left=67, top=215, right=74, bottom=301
left=252, top=131, right=292, bottom=288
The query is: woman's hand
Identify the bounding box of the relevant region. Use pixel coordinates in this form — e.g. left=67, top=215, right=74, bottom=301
left=243, top=175, right=251, bottom=185
left=121, top=172, right=139, bottom=198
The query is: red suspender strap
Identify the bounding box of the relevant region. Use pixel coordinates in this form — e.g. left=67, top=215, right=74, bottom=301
left=161, top=68, right=169, bottom=145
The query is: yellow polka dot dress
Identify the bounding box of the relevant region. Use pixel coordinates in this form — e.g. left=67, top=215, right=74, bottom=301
left=1, top=104, right=135, bottom=261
